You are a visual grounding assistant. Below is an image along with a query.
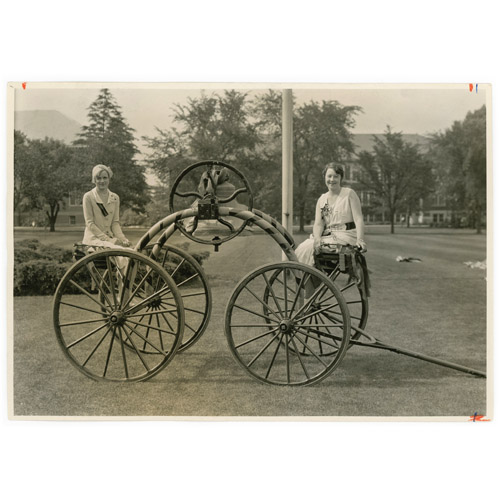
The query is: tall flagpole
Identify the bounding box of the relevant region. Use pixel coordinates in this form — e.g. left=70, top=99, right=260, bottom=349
left=282, top=89, right=293, bottom=237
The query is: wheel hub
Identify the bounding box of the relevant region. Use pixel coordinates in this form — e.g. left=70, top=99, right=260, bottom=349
left=109, top=311, right=126, bottom=326
left=149, top=297, right=162, bottom=308
left=279, top=319, right=294, bottom=334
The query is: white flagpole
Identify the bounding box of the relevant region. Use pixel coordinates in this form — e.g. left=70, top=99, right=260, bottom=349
left=282, top=89, right=293, bottom=237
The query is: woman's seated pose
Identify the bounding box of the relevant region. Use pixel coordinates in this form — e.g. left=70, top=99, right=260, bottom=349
left=82, top=164, right=131, bottom=249
left=296, top=162, right=366, bottom=265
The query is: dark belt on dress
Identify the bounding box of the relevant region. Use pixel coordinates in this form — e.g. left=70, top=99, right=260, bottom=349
left=324, top=221, right=356, bottom=234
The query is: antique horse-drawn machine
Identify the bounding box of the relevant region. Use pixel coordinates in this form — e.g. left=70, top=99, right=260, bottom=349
left=53, top=161, right=486, bottom=385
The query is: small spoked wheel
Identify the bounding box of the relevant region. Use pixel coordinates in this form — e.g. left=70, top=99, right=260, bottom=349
left=144, top=243, right=212, bottom=352
left=168, top=160, right=253, bottom=246
left=328, top=266, right=368, bottom=341
left=225, top=262, right=351, bottom=386
left=53, top=249, right=184, bottom=382
left=314, top=253, right=369, bottom=342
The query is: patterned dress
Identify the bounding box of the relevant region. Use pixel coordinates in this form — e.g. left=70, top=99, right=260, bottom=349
left=295, top=188, right=358, bottom=266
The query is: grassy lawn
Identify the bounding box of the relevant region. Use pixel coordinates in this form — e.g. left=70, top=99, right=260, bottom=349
left=11, top=226, right=487, bottom=417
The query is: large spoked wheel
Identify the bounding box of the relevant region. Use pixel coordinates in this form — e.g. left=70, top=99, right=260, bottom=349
left=53, top=249, right=184, bottom=382
left=144, top=243, right=212, bottom=352
left=261, top=263, right=368, bottom=355
left=168, top=160, right=254, bottom=246
left=225, top=262, right=351, bottom=386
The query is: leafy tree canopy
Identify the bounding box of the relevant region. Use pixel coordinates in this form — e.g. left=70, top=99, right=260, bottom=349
left=73, top=88, right=149, bottom=212
left=14, top=135, right=76, bottom=231
left=144, top=90, right=361, bottom=226
left=429, top=105, right=486, bottom=232
left=358, top=126, right=433, bottom=233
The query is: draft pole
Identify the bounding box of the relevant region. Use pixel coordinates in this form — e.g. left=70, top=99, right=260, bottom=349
left=282, top=89, right=293, bottom=253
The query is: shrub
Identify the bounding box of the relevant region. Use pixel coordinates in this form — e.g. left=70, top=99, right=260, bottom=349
left=14, top=259, right=69, bottom=296
left=13, top=239, right=210, bottom=296
left=175, top=242, right=210, bottom=266
left=14, top=239, right=72, bottom=264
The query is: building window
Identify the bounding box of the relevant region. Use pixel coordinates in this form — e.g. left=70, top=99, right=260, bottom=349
left=344, top=165, right=351, bottom=181
left=69, top=191, right=83, bottom=206
left=69, top=216, right=76, bottom=225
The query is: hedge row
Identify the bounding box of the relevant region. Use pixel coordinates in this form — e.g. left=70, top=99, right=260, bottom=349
left=14, top=239, right=210, bottom=296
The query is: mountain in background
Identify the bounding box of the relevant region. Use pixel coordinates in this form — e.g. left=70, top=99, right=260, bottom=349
left=14, top=110, right=82, bottom=143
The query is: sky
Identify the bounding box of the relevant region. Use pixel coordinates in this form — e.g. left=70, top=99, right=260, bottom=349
left=13, top=84, right=488, bottom=146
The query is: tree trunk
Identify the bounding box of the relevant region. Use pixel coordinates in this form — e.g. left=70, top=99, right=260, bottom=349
left=476, top=203, right=482, bottom=234
left=390, top=208, right=395, bottom=234
left=299, top=200, right=305, bottom=232
left=406, top=205, right=411, bottom=228
left=47, top=203, right=59, bottom=233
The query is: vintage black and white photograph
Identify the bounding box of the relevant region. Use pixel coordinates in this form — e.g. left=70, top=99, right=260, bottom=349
left=8, top=82, right=491, bottom=419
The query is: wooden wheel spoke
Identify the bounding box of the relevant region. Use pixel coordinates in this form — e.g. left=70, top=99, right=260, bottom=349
left=102, top=326, right=117, bottom=377
left=59, top=301, right=107, bottom=316
left=126, top=308, right=177, bottom=319
left=59, top=317, right=108, bottom=327
left=291, top=281, right=330, bottom=321
left=289, top=334, right=310, bottom=379
left=81, top=326, right=113, bottom=367
left=121, top=267, right=155, bottom=310
left=170, top=258, right=187, bottom=279
left=233, top=303, right=280, bottom=323
left=290, top=331, right=330, bottom=367
left=155, top=309, right=165, bottom=352
left=246, top=331, right=281, bottom=368
left=264, top=332, right=284, bottom=379
left=123, top=284, right=171, bottom=315
left=117, top=324, right=129, bottom=378
left=295, top=325, right=344, bottom=346
left=67, top=322, right=110, bottom=349
left=120, top=324, right=152, bottom=372
left=68, top=279, right=112, bottom=312
left=123, top=321, right=170, bottom=356
left=234, top=327, right=280, bottom=348
left=262, top=273, right=284, bottom=317
left=242, top=284, right=282, bottom=321
left=85, top=263, right=114, bottom=309
left=294, top=301, right=338, bottom=323
left=125, top=318, right=177, bottom=337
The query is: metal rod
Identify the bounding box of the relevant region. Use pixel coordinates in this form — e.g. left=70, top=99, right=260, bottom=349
left=282, top=89, right=293, bottom=236
left=348, top=323, right=486, bottom=378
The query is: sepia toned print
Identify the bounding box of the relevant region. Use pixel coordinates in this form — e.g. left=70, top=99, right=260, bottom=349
left=8, top=83, right=491, bottom=420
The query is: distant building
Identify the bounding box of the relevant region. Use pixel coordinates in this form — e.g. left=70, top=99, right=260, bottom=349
left=343, top=133, right=452, bottom=226
left=59, top=189, right=86, bottom=226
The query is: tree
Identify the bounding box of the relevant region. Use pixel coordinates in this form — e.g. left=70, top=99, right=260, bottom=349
left=143, top=90, right=269, bottom=214
left=251, top=92, right=361, bottom=229
left=73, top=88, right=149, bottom=212
left=20, top=137, right=77, bottom=231
left=430, top=106, right=487, bottom=233
left=358, top=127, right=433, bottom=234
left=293, top=100, right=361, bottom=231
left=13, top=130, right=33, bottom=226
left=144, top=90, right=360, bottom=227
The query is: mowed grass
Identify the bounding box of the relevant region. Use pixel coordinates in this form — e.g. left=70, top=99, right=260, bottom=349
left=12, top=226, right=487, bottom=417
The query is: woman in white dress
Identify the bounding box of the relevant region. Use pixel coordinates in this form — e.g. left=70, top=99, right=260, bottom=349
left=295, top=163, right=366, bottom=265
left=82, top=164, right=131, bottom=249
